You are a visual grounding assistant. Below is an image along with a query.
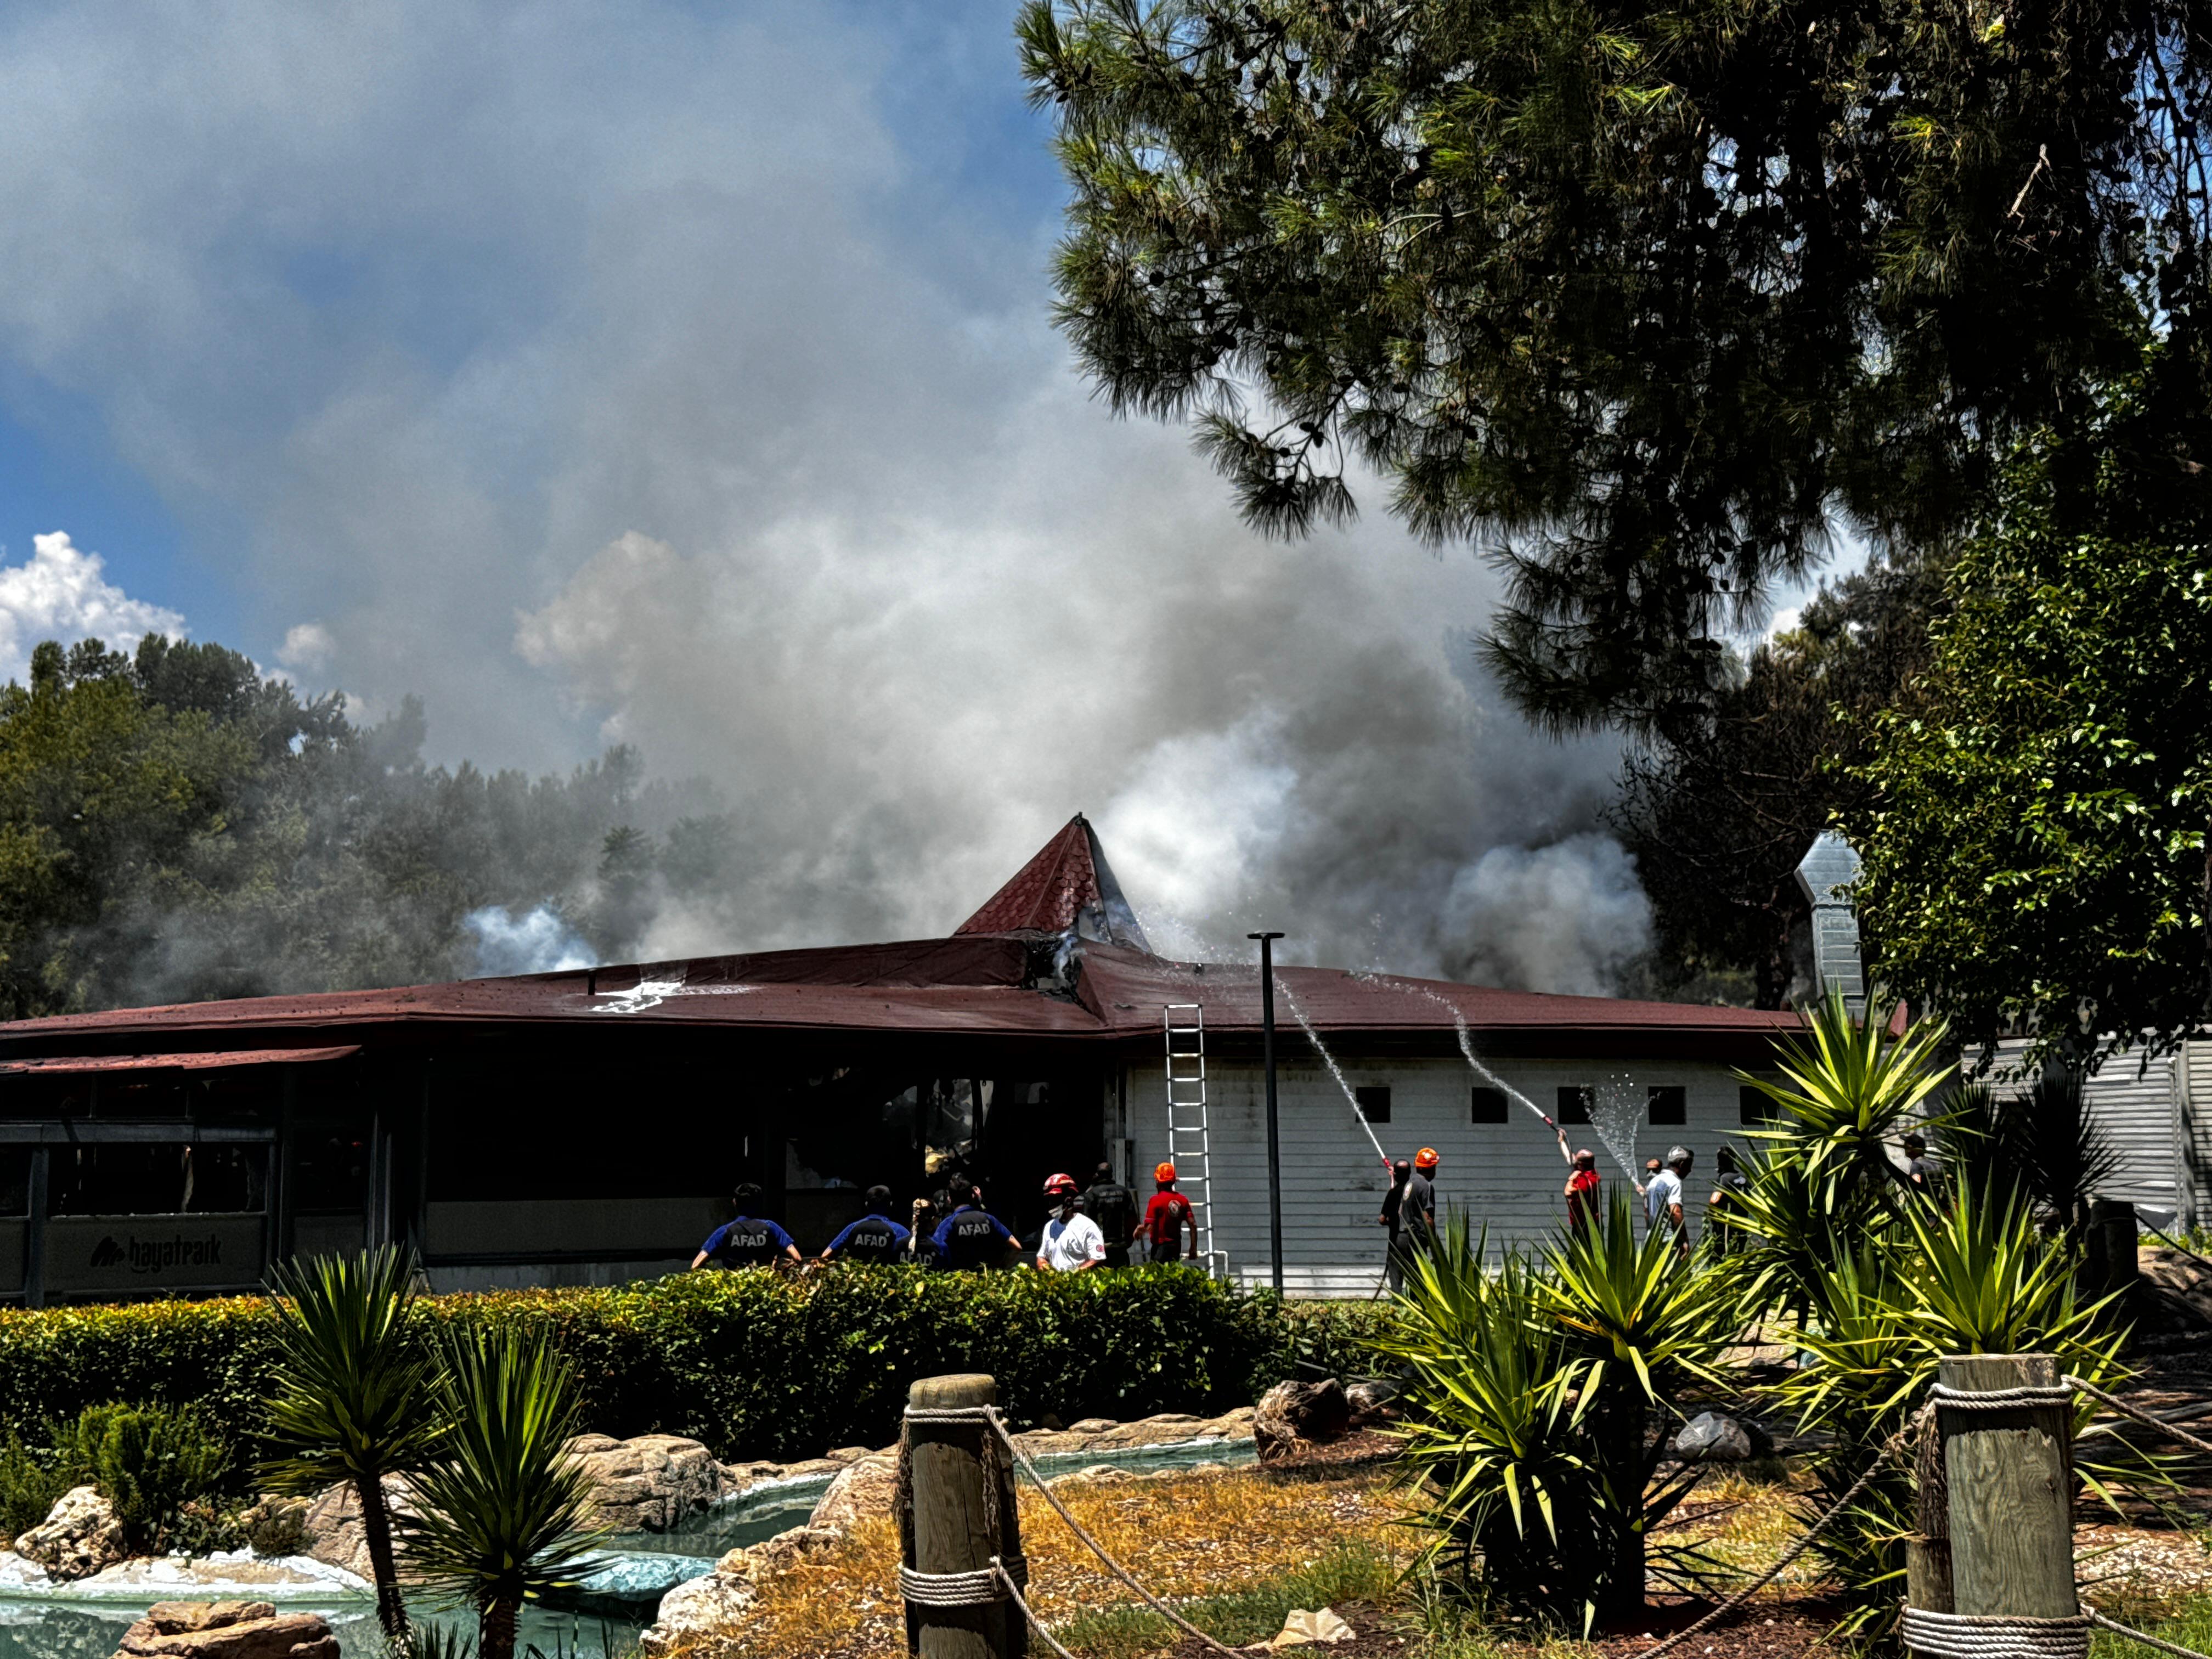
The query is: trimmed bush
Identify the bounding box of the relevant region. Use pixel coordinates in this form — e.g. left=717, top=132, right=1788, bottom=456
left=0, top=1268, right=1390, bottom=1464
left=0, top=1402, right=236, bottom=1551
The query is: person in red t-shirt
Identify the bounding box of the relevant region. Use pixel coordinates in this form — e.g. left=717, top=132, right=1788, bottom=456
left=1140, top=1163, right=1199, bottom=1265
left=1558, top=1127, right=1601, bottom=1228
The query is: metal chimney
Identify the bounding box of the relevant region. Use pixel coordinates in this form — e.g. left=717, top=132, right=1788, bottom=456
left=1794, top=830, right=1866, bottom=1020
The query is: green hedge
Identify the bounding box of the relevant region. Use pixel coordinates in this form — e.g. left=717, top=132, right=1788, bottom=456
left=0, top=1269, right=1395, bottom=1465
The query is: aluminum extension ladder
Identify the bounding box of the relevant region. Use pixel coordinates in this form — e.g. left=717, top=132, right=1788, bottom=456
left=1163, top=1004, right=1229, bottom=1279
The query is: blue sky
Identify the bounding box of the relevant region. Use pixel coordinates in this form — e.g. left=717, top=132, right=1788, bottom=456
left=0, top=0, right=1674, bottom=986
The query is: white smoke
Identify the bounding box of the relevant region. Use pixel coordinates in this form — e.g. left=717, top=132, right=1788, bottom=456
left=0, top=2, right=1674, bottom=1000
left=0, top=533, right=186, bottom=682
left=464, top=905, right=599, bottom=978
left=1438, top=835, right=1655, bottom=997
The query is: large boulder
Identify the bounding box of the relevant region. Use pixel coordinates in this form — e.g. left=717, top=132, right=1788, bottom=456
left=16, top=1486, right=126, bottom=1581
left=234, top=1497, right=311, bottom=1559
left=110, top=1600, right=337, bottom=1659
left=637, top=1571, right=756, bottom=1655
left=1345, top=1381, right=1398, bottom=1428
left=1669, top=1412, right=1774, bottom=1464
left=565, top=1434, right=730, bottom=1533
left=1254, top=1380, right=1352, bottom=1463
left=298, top=1477, right=417, bottom=1580
left=808, top=1455, right=898, bottom=1534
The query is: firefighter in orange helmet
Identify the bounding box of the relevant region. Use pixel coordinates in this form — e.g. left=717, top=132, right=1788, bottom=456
left=1139, top=1162, right=1200, bottom=1265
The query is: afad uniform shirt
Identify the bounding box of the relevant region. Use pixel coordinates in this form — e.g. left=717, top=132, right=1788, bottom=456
left=699, top=1216, right=796, bottom=1266
left=932, top=1205, right=1017, bottom=1267
left=826, top=1212, right=912, bottom=1262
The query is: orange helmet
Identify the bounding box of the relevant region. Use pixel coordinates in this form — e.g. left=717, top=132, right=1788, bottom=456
left=1414, top=1147, right=1440, bottom=1171
left=1043, top=1172, right=1077, bottom=1195
left=1155, top=1161, right=1177, bottom=1183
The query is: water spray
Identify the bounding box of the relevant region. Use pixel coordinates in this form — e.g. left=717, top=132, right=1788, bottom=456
left=1350, top=969, right=1558, bottom=1130
left=1274, top=977, right=1392, bottom=1167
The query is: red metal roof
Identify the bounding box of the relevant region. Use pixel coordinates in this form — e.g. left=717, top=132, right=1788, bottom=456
left=953, top=814, right=1149, bottom=950
left=0, top=1046, right=359, bottom=1075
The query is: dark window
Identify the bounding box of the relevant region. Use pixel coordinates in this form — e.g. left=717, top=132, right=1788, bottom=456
left=1647, top=1086, right=1687, bottom=1126
left=1739, top=1085, right=1779, bottom=1126
left=1556, top=1086, right=1592, bottom=1125
left=1471, top=1087, right=1509, bottom=1124
left=1355, top=1086, right=1391, bottom=1124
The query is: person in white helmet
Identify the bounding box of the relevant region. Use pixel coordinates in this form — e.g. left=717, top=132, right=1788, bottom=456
left=1035, top=1173, right=1107, bottom=1272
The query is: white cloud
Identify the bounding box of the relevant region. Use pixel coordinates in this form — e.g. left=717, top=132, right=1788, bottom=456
left=0, top=532, right=185, bottom=682
left=278, top=622, right=334, bottom=670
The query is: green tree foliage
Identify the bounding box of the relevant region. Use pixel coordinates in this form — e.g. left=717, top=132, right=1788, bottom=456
left=1849, top=376, right=2212, bottom=1065
left=1612, top=551, right=1946, bottom=1005
left=1019, top=0, right=2212, bottom=729
left=0, top=1402, right=234, bottom=1553
left=0, top=633, right=743, bottom=1014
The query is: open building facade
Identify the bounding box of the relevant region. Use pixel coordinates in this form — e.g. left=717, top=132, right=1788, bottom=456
left=0, top=816, right=1883, bottom=1302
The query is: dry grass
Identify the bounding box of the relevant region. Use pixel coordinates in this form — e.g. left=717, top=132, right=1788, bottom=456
left=1656, top=1462, right=1823, bottom=1590
left=687, top=1463, right=1408, bottom=1659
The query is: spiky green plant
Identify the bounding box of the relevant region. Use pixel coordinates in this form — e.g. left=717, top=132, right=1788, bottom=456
left=1538, top=1187, right=1736, bottom=1616
left=403, top=1326, right=603, bottom=1659
left=263, top=1248, right=443, bottom=1641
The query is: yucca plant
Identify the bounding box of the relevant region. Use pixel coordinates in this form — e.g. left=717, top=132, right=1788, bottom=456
left=263, top=1247, right=443, bottom=1641
left=403, top=1325, right=603, bottom=1659
left=1539, top=1187, right=1736, bottom=1617
left=1372, top=1217, right=1596, bottom=1617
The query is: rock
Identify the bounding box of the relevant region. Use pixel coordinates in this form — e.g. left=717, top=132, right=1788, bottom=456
left=1067, top=1418, right=1116, bottom=1435
left=808, top=1455, right=898, bottom=1533
left=235, top=1498, right=310, bottom=1559
left=1254, top=1380, right=1352, bottom=1463
left=564, top=1434, right=729, bottom=1533
left=1669, top=1412, right=1774, bottom=1464
left=823, top=1446, right=873, bottom=1466
left=17, top=1486, right=126, bottom=1581
left=1048, top=1466, right=1136, bottom=1489
left=111, top=1600, right=337, bottom=1659
left=0, top=1549, right=53, bottom=1590
left=639, top=1571, right=757, bottom=1654
left=74, top=1552, right=371, bottom=1596
left=1345, top=1380, right=1398, bottom=1427
left=298, top=1477, right=417, bottom=1581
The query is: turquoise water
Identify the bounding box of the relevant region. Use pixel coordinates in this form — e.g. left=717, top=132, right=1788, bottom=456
left=0, top=1436, right=1257, bottom=1658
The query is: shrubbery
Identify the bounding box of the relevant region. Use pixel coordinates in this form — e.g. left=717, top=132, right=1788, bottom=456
left=0, top=1267, right=1370, bottom=1465
left=0, top=1402, right=237, bottom=1552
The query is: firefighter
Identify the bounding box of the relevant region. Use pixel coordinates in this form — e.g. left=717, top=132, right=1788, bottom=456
left=818, top=1185, right=911, bottom=1265
left=931, top=1182, right=1022, bottom=1269
left=691, top=1183, right=802, bottom=1270
left=1081, top=1161, right=1138, bottom=1268
left=1379, top=1157, right=1413, bottom=1291
left=1138, top=1163, right=1200, bottom=1265
left=1035, top=1173, right=1108, bottom=1272
left=1558, top=1127, right=1601, bottom=1228
left=1403, top=1148, right=1440, bottom=1249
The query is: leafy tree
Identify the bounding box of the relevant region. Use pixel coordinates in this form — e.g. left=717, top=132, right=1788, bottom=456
left=1612, top=550, right=1945, bottom=1005
left=1848, top=371, right=2212, bottom=1066
left=1019, top=0, right=2212, bottom=729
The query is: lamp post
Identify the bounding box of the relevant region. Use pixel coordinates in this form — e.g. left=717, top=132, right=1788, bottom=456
left=1249, top=930, right=1285, bottom=1294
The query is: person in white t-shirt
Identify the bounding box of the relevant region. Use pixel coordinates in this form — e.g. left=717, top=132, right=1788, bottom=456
left=1641, top=1147, right=1693, bottom=1256
left=1035, top=1174, right=1107, bottom=1272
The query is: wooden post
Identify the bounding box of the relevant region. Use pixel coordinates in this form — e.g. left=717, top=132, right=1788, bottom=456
left=1937, top=1353, right=2076, bottom=1622
left=1906, top=1401, right=1953, bottom=1627
left=906, top=1373, right=1024, bottom=1659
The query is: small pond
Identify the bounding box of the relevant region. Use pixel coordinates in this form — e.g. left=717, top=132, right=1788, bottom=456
left=0, top=1436, right=1256, bottom=1658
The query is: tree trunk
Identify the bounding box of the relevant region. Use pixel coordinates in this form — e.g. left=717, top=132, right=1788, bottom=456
left=480, top=1598, right=519, bottom=1659
left=356, top=1471, right=410, bottom=1641
left=1596, top=1392, right=1647, bottom=1620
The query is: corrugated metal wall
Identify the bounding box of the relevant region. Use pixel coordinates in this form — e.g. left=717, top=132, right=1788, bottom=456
left=1124, top=1053, right=1768, bottom=1296
left=2180, top=1041, right=2212, bottom=1227
left=1992, top=1037, right=2187, bottom=1223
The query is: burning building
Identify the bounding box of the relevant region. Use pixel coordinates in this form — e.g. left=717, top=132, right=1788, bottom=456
left=0, top=815, right=1808, bottom=1302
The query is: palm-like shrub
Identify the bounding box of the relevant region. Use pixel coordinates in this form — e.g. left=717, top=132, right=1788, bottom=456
left=403, top=1326, right=603, bottom=1659
left=262, top=1248, right=442, bottom=1641
left=1376, top=1205, right=1731, bottom=1627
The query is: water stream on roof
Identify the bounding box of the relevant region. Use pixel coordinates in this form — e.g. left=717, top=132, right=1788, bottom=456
left=1347, top=970, right=1556, bottom=1131
left=1270, top=977, right=1391, bottom=1168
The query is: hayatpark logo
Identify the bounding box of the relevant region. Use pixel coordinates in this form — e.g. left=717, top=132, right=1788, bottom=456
left=86, top=1232, right=224, bottom=1274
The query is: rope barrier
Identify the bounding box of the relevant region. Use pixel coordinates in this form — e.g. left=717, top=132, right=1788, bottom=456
left=2088, top=1607, right=2212, bottom=1659
left=995, top=1556, right=1085, bottom=1659
left=897, top=1555, right=1028, bottom=1607
left=1637, top=1408, right=1928, bottom=1659
left=1929, top=1384, right=2077, bottom=1410
left=2064, top=1375, right=2212, bottom=1460
left=1899, top=1607, right=2091, bottom=1659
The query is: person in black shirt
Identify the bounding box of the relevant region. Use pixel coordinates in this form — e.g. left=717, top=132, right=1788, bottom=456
left=1081, top=1162, right=1137, bottom=1268
left=1901, top=1132, right=1943, bottom=1199
left=819, top=1186, right=912, bottom=1264
left=1379, top=1158, right=1412, bottom=1292
left=691, top=1183, right=802, bottom=1270
left=931, top=1182, right=1022, bottom=1269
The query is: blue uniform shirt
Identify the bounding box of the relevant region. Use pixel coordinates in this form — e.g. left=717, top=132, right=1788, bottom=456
left=825, top=1212, right=912, bottom=1261
left=932, top=1205, right=1015, bottom=1267
left=699, top=1216, right=796, bottom=1266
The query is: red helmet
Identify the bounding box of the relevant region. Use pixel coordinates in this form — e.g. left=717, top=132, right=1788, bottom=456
left=1043, top=1172, right=1077, bottom=1195
left=1414, top=1147, right=1440, bottom=1171
left=1155, top=1161, right=1177, bottom=1183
